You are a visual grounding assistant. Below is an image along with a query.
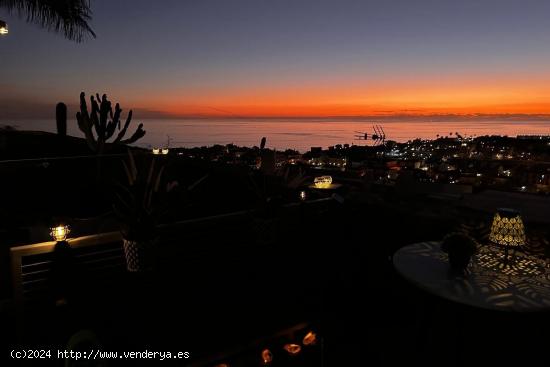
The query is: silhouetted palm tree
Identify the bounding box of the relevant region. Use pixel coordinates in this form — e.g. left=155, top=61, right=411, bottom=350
left=0, top=0, right=95, bottom=42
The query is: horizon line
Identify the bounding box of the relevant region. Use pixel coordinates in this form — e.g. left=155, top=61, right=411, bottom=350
left=4, top=112, right=550, bottom=121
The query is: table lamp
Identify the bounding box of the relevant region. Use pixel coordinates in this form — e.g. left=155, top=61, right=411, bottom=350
left=489, top=208, right=526, bottom=259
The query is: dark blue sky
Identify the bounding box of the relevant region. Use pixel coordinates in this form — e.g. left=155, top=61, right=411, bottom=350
left=2, top=0, right=550, bottom=118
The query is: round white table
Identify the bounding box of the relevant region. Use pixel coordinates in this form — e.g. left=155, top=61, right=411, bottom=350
left=393, top=242, right=550, bottom=312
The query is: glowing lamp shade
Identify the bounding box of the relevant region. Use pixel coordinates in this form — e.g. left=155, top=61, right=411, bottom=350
left=152, top=148, right=160, bottom=155
left=313, top=175, right=332, bottom=188
left=489, top=208, right=526, bottom=247
left=50, top=225, right=70, bottom=242
left=0, top=20, right=8, bottom=35
left=302, top=331, right=317, bottom=346
left=283, top=343, right=301, bottom=355
left=261, top=349, right=273, bottom=364
left=161, top=148, right=169, bottom=155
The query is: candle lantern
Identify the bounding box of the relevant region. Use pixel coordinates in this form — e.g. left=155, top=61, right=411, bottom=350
left=50, top=224, right=70, bottom=242
left=313, top=176, right=332, bottom=188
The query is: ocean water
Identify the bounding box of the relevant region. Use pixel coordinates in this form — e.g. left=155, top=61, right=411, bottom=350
left=3, top=118, right=550, bottom=153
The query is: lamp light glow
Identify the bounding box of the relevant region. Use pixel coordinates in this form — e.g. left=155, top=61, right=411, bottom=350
left=489, top=208, right=526, bottom=247
left=152, top=148, right=161, bottom=155
left=0, top=20, right=8, bottom=35
left=313, top=175, right=332, bottom=188
left=261, top=349, right=273, bottom=364
left=302, top=331, right=317, bottom=346
left=283, top=343, right=301, bottom=355
left=161, top=148, right=169, bottom=155
left=50, top=225, right=70, bottom=242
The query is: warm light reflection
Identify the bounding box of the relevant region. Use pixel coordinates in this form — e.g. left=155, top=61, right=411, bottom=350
left=314, top=176, right=332, bottom=188
left=0, top=20, right=7, bottom=35
left=283, top=344, right=301, bottom=355
left=302, top=331, right=317, bottom=346
left=299, top=190, right=307, bottom=201
left=261, top=349, right=273, bottom=364
left=50, top=225, right=70, bottom=242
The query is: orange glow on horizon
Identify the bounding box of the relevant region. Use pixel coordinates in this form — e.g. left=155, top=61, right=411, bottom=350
left=135, top=74, right=550, bottom=118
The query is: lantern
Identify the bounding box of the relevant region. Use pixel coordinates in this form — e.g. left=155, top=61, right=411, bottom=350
left=283, top=343, right=301, bottom=355
left=50, top=224, right=70, bottom=242
left=0, top=20, right=8, bottom=35
left=313, top=176, right=332, bottom=188
left=489, top=208, right=526, bottom=247
left=302, top=331, right=317, bottom=346
left=261, top=349, right=273, bottom=364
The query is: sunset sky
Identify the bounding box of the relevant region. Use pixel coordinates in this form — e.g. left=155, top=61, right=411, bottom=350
left=2, top=0, right=550, bottom=119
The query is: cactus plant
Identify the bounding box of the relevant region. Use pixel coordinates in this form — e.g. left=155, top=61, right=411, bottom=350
left=76, top=92, right=145, bottom=154
left=56, top=102, right=67, bottom=136
left=113, top=149, right=207, bottom=271
left=113, top=150, right=166, bottom=271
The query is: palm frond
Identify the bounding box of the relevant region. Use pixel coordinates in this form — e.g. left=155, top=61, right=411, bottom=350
left=0, top=0, right=96, bottom=42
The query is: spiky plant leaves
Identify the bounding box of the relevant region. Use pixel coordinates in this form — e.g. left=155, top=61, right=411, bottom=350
left=0, top=0, right=96, bottom=42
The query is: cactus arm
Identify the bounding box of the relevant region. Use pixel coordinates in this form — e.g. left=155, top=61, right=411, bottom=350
left=79, top=92, right=90, bottom=121
left=113, top=110, right=133, bottom=143
left=120, top=123, right=146, bottom=145
left=113, top=103, right=122, bottom=129
left=105, top=120, right=117, bottom=140
left=76, top=111, right=98, bottom=151
left=55, top=102, right=67, bottom=136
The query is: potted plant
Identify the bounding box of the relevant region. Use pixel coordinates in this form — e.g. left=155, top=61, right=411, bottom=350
left=113, top=149, right=170, bottom=272
left=441, top=232, right=478, bottom=274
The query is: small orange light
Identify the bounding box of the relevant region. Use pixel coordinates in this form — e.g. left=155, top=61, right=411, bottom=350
left=302, top=331, right=317, bottom=346
left=261, top=349, right=273, bottom=364
left=283, top=343, right=301, bottom=355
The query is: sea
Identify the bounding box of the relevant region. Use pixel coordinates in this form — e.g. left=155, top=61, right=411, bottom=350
left=3, top=118, right=550, bottom=153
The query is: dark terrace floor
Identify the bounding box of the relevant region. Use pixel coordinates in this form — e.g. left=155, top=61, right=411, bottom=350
left=4, top=192, right=550, bottom=366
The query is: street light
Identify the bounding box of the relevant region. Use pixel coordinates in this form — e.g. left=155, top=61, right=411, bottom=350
left=0, top=20, right=8, bottom=35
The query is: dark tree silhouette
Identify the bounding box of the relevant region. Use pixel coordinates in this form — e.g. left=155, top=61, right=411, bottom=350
left=0, top=0, right=95, bottom=42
